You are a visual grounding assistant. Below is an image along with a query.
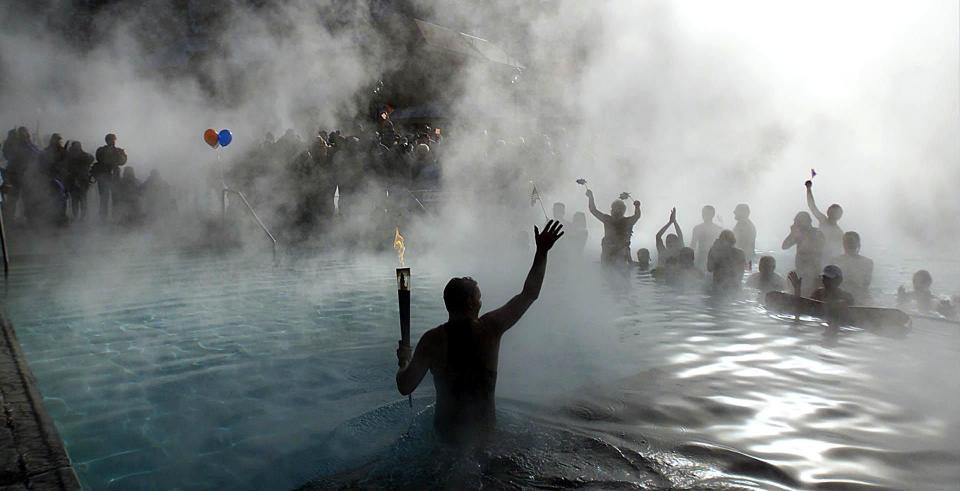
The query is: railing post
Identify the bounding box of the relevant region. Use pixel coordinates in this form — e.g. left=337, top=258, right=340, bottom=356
left=0, top=203, right=9, bottom=279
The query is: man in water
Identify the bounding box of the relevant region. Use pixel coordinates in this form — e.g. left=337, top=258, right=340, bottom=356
left=655, top=207, right=684, bottom=268
left=94, top=133, right=127, bottom=221
left=706, top=230, right=746, bottom=292
left=396, top=220, right=564, bottom=444
left=788, top=265, right=854, bottom=324
left=782, top=211, right=824, bottom=297
left=585, top=189, right=641, bottom=266
left=732, top=204, right=756, bottom=269
left=806, top=180, right=843, bottom=260
left=830, top=231, right=873, bottom=304
left=552, top=202, right=568, bottom=227
left=690, top=205, right=722, bottom=271
left=897, top=270, right=956, bottom=317
left=746, top=256, right=785, bottom=294
left=635, top=248, right=650, bottom=271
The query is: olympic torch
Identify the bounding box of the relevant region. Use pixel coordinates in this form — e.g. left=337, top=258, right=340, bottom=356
left=394, top=228, right=412, bottom=407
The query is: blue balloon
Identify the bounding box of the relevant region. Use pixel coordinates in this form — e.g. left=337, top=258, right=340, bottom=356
left=218, top=129, right=233, bottom=147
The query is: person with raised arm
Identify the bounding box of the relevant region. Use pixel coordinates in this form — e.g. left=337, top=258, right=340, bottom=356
left=396, top=220, right=564, bottom=445
left=805, top=180, right=843, bottom=260
left=585, top=189, right=641, bottom=266
left=655, top=207, right=684, bottom=268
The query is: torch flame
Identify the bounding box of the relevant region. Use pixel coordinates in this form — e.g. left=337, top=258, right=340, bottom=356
left=394, top=227, right=406, bottom=267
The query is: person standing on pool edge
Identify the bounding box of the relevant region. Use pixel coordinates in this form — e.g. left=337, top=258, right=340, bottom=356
left=396, top=220, right=564, bottom=445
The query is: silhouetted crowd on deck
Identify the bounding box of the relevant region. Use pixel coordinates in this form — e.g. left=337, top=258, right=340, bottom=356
left=1, top=128, right=175, bottom=228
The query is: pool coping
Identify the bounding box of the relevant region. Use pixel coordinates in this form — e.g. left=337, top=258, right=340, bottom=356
left=0, top=311, right=81, bottom=491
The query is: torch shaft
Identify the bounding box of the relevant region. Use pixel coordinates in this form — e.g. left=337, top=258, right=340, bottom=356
left=398, top=289, right=410, bottom=347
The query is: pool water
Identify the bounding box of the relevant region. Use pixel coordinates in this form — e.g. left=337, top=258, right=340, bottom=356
left=2, top=247, right=959, bottom=490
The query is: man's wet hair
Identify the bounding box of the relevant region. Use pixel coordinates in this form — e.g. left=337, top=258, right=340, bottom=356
left=105, top=133, right=117, bottom=144
left=444, top=277, right=479, bottom=313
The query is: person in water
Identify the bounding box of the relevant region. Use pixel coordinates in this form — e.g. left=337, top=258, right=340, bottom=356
left=655, top=207, right=684, bottom=268
left=585, top=189, right=641, bottom=266
left=732, top=204, right=756, bottom=269
left=746, top=255, right=785, bottom=294
left=805, top=180, right=843, bottom=260
left=690, top=205, right=722, bottom=271
left=897, top=270, right=956, bottom=317
left=396, top=220, right=564, bottom=444
left=830, top=231, right=873, bottom=304
left=552, top=202, right=568, bottom=227
left=788, top=265, right=854, bottom=324
left=706, top=230, right=746, bottom=292
left=782, top=211, right=824, bottom=297
left=635, top=248, right=650, bottom=271
left=568, top=211, right=588, bottom=256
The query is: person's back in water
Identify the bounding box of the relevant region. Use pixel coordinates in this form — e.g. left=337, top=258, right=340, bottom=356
left=431, top=319, right=499, bottom=440
left=397, top=221, right=565, bottom=445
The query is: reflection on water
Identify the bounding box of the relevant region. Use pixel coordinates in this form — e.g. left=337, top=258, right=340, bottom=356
left=2, top=251, right=959, bottom=490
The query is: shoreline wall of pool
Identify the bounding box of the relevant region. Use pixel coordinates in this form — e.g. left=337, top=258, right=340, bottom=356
left=0, top=311, right=81, bottom=491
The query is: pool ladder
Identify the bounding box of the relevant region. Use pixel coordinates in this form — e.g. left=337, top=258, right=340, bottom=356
left=222, top=188, right=278, bottom=264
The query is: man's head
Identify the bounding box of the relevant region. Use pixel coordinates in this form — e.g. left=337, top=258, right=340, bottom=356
left=822, top=264, right=843, bottom=289
left=611, top=200, right=626, bottom=218
left=636, top=248, right=650, bottom=264
left=827, top=204, right=843, bottom=222
left=913, top=270, right=933, bottom=292
left=702, top=205, right=716, bottom=223
left=48, top=133, right=63, bottom=148
left=105, top=133, right=117, bottom=146
left=734, top=204, right=750, bottom=220
left=842, top=231, right=861, bottom=255
left=16, top=127, right=30, bottom=142
left=758, top=255, right=776, bottom=275
left=794, top=211, right=813, bottom=228
left=444, top=277, right=481, bottom=318
left=552, top=202, right=566, bottom=221
left=68, top=141, right=83, bottom=153
left=665, top=233, right=680, bottom=250
left=718, top=229, right=736, bottom=246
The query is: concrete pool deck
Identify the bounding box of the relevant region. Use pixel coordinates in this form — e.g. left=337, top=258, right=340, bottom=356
left=0, top=312, right=80, bottom=491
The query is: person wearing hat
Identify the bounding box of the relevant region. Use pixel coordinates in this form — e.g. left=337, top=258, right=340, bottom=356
left=810, top=265, right=855, bottom=305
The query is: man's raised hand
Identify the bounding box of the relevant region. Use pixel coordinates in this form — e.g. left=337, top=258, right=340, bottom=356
left=535, top=220, right=564, bottom=253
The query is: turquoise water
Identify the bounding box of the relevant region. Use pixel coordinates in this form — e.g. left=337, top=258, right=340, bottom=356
left=2, top=247, right=959, bottom=490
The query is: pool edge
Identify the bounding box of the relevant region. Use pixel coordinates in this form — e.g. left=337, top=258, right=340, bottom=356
left=1, top=311, right=82, bottom=491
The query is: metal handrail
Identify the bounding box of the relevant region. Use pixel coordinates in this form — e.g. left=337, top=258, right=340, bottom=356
left=222, top=188, right=278, bottom=264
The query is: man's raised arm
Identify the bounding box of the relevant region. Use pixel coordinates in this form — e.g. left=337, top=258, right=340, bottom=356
left=485, top=220, right=564, bottom=335
left=805, top=181, right=827, bottom=223
left=586, top=189, right=608, bottom=222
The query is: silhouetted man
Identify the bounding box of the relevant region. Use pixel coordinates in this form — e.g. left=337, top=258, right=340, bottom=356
left=733, top=204, right=756, bottom=268
left=806, top=180, right=843, bottom=260
left=830, top=231, right=873, bottom=304
left=396, top=220, right=564, bottom=445
left=586, top=189, right=641, bottom=266
left=94, top=133, right=127, bottom=221
left=65, top=141, right=94, bottom=220
left=746, top=256, right=785, bottom=294
left=707, top=229, right=746, bottom=292
left=690, top=205, right=722, bottom=271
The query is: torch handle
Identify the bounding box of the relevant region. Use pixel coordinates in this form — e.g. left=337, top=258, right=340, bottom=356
left=398, top=289, right=411, bottom=347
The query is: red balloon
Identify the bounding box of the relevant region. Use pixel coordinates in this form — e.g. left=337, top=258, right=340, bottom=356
left=203, top=128, right=219, bottom=148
